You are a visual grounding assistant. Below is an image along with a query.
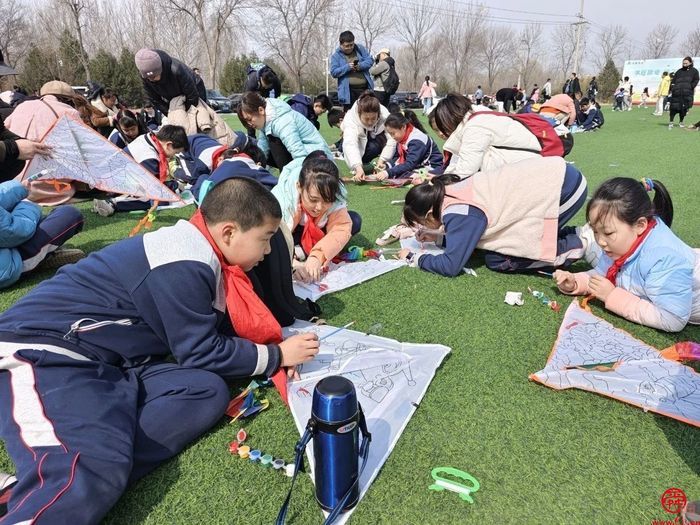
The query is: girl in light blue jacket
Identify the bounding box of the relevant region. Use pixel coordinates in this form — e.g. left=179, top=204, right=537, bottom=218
left=555, top=177, right=699, bottom=332
left=0, top=181, right=84, bottom=288
left=237, top=92, right=331, bottom=171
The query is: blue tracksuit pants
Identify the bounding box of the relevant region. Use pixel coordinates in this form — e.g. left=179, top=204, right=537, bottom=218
left=0, top=344, right=229, bottom=524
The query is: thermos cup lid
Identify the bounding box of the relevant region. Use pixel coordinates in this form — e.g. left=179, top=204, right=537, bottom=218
left=312, top=376, right=358, bottom=424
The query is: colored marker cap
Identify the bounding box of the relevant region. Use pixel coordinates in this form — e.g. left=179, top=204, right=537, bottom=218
left=237, top=429, right=247, bottom=443
left=273, top=459, right=285, bottom=470
left=238, top=445, right=250, bottom=459
left=249, top=449, right=261, bottom=462
left=228, top=441, right=239, bottom=455
left=261, top=454, right=273, bottom=466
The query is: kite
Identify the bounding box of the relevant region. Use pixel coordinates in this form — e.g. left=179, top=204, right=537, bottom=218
left=24, top=115, right=180, bottom=202
left=284, top=321, right=451, bottom=524
left=293, top=258, right=406, bottom=301
left=530, top=301, right=700, bottom=427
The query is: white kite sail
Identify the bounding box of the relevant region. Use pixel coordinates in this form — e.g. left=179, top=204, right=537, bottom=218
left=285, top=321, right=450, bottom=524
left=24, top=116, right=180, bottom=202
left=530, top=301, right=700, bottom=427
left=293, top=259, right=405, bottom=302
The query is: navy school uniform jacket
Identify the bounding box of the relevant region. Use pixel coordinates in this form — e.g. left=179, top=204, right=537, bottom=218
left=0, top=220, right=282, bottom=378
left=386, top=127, right=443, bottom=178
left=108, top=128, right=129, bottom=149
left=192, top=156, right=278, bottom=204
left=287, top=94, right=320, bottom=130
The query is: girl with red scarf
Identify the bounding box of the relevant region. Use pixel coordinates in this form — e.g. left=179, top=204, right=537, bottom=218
left=273, top=155, right=361, bottom=283
left=555, top=178, right=700, bottom=332
left=374, top=110, right=442, bottom=182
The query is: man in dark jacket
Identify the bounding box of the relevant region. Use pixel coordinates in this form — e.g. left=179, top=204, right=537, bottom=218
left=244, top=63, right=282, bottom=99
left=563, top=72, right=581, bottom=99
left=135, top=48, right=201, bottom=116
left=0, top=116, right=53, bottom=182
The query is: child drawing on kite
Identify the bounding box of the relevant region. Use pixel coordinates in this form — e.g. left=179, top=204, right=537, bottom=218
left=272, top=154, right=361, bottom=283
left=554, top=177, right=700, bottom=332
left=397, top=156, right=590, bottom=276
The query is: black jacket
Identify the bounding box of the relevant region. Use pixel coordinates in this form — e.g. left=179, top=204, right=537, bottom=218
left=670, top=65, right=699, bottom=101
left=244, top=65, right=282, bottom=98
left=563, top=77, right=581, bottom=96
left=0, top=116, right=20, bottom=164
left=141, top=50, right=201, bottom=115
left=496, top=87, right=517, bottom=102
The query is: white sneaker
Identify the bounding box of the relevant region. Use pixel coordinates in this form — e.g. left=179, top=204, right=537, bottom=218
left=669, top=123, right=674, bottom=129
left=679, top=123, right=685, bottom=128
left=92, top=199, right=115, bottom=217
left=577, top=223, right=602, bottom=267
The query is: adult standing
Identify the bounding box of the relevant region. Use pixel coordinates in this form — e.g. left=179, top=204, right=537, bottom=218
left=563, top=73, right=581, bottom=99
left=653, top=71, right=671, bottom=116
left=587, top=77, right=598, bottom=102
left=135, top=48, right=201, bottom=116
left=330, top=31, right=374, bottom=111
left=417, top=76, right=437, bottom=115
left=192, top=68, right=208, bottom=104
left=669, top=56, right=699, bottom=128
left=369, top=48, right=395, bottom=107
left=244, top=63, right=282, bottom=99
left=542, top=78, right=552, bottom=101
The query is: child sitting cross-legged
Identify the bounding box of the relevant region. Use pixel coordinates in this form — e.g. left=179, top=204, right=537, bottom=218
left=272, top=153, right=361, bottom=283
left=373, top=109, right=443, bottom=182
left=554, top=177, right=700, bottom=332
left=0, top=177, right=319, bottom=524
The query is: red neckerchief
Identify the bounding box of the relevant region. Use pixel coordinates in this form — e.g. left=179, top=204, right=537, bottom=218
left=397, top=123, right=415, bottom=164
left=149, top=133, right=170, bottom=183
left=605, top=218, right=656, bottom=285
left=190, top=210, right=290, bottom=403
left=211, top=145, right=232, bottom=170
left=301, top=212, right=325, bottom=256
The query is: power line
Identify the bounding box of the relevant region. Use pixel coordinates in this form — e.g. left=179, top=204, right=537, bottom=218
left=446, top=0, right=578, bottom=20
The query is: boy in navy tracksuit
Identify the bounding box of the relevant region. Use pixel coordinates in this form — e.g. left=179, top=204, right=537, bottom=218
left=286, top=94, right=332, bottom=130
left=0, top=178, right=319, bottom=524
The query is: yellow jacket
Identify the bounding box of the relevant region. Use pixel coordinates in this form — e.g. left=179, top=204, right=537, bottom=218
left=658, top=75, right=671, bottom=97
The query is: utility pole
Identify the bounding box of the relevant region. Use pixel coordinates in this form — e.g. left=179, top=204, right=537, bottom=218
left=573, top=0, right=587, bottom=75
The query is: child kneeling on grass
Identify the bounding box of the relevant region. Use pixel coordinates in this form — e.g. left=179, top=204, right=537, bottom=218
left=0, top=177, right=319, bottom=524
left=373, top=110, right=443, bottom=182
left=397, top=156, right=590, bottom=276
left=554, top=177, right=700, bottom=332
left=273, top=154, right=361, bottom=283
left=92, top=125, right=189, bottom=216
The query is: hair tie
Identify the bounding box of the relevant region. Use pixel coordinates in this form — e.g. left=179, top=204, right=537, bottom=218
left=640, top=178, right=654, bottom=192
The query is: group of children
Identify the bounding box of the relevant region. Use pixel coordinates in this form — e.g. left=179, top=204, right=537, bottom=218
left=0, top=79, right=698, bottom=523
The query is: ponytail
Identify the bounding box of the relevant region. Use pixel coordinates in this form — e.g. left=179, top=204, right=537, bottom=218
left=641, top=178, right=674, bottom=227
left=384, top=109, right=427, bottom=134
left=587, top=177, right=674, bottom=229
left=403, top=174, right=461, bottom=227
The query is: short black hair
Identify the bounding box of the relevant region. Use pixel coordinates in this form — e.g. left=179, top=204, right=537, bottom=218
left=260, top=69, right=276, bottom=85
left=339, top=31, right=355, bottom=44
left=579, top=97, right=590, bottom=105
left=201, top=177, right=281, bottom=229
left=327, top=108, right=344, bottom=127
left=155, top=125, right=188, bottom=150
left=314, top=94, right=332, bottom=111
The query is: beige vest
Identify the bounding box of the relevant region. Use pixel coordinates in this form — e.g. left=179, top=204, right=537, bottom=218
left=441, top=156, right=567, bottom=262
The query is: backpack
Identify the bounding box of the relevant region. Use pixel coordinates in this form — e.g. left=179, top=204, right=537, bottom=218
left=469, top=111, right=570, bottom=157
left=383, top=63, right=400, bottom=95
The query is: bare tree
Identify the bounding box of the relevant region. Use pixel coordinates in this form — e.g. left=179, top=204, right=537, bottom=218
left=550, top=24, right=586, bottom=85
left=440, top=5, right=486, bottom=93
left=643, top=23, right=677, bottom=59
left=0, top=0, right=31, bottom=67
left=679, top=26, right=700, bottom=57
left=479, top=25, right=513, bottom=92
left=593, top=24, right=628, bottom=71
left=257, top=0, right=339, bottom=92
left=60, top=0, right=92, bottom=80
left=351, top=0, right=393, bottom=53
left=164, top=0, right=247, bottom=87
left=395, top=0, right=438, bottom=89
left=515, top=23, right=543, bottom=90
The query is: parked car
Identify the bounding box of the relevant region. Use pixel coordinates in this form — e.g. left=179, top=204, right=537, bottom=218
left=390, top=91, right=421, bottom=109
left=228, top=93, right=243, bottom=111
left=206, top=89, right=232, bottom=113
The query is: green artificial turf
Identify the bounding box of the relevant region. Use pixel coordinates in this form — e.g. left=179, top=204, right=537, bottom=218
left=1, top=108, right=699, bottom=524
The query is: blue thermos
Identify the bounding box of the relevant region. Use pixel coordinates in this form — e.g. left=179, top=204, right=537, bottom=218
left=277, top=376, right=371, bottom=525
